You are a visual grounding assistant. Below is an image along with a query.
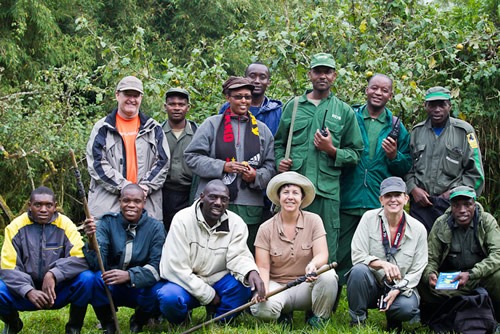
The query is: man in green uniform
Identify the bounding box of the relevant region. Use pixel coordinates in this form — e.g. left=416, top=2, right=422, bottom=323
left=418, top=186, right=500, bottom=324
left=274, top=52, right=363, bottom=263
left=405, top=86, right=484, bottom=232
left=161, top=88, right=197, bottom=232
left=338, top=74, right=412, bottom=284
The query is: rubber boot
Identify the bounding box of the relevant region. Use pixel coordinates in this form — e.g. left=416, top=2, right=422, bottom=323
left=92, top=305, right=116, bottom=334
left=65, top=304, right=88, bottom=334
left=0, top=312, right=23, bottom=334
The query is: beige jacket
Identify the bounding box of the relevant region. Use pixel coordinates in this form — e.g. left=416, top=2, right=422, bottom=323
left=159, top=200, right=258, bottom=305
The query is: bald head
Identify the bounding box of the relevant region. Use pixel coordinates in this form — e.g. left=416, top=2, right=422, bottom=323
left=199, top=180, right=230, bottom=226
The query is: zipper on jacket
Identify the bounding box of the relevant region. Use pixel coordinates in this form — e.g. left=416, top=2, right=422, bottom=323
left=364, top=169, right=368, bottom=187
left=38, top=224, right=45, bottom=284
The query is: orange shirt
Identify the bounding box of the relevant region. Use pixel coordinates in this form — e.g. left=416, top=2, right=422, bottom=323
left=116, top=113, right=140, bottom=183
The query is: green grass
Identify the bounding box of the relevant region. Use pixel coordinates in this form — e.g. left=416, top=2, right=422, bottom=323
left=2, top=289, right=433, bottom=333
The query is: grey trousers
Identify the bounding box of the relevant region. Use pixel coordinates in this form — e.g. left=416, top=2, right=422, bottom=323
left=346, top=263, right=420, bottom=323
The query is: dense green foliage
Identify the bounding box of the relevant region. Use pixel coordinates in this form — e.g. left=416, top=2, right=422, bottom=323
left=0, top=0, right=499, bottom=225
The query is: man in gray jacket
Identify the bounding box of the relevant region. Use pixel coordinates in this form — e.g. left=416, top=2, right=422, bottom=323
left=86, top=75, right=170, bottom=221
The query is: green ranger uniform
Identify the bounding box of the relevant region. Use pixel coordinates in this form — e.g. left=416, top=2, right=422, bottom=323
left=161, top=120, right=197, bottom=231
left=338, top=104, right=412, bottom=283
left=405, top=117, right=484, bottom=231
left=406, top=117, right=484, bottom=196
left=419, top=203, right=500, bottom=320
left=274, top=91, right=363, bottom=262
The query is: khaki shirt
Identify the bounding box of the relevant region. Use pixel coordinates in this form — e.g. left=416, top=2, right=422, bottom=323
left=351, top=208, right=428, bottom=293
left=255, top=211, right=326, bottom=284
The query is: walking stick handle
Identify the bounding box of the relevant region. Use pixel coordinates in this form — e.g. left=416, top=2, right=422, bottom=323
left=69, top=149, right=122, bottom=334
left=181, top=262, right=337, bottom=334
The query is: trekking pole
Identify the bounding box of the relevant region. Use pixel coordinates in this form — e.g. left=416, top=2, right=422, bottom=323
left=69, top=149, right=121, bottom=334
left=181, top=262, right=337, bottom=334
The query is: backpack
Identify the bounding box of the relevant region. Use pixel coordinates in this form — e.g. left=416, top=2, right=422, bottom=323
left=427, top=287, right=497, bottom=334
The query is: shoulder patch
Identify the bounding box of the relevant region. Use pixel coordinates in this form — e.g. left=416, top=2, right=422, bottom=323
left=467, top=132, right=478, bottom=149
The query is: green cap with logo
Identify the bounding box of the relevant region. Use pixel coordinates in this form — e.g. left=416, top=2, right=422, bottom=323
left=449, top=185, right=476, bottom=200
left=310, top=53, right=336, bottom=69
left=425, top=86, right=451, bottom=101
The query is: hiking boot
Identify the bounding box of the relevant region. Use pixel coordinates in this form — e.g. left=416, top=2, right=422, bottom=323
left=1, top=312, right=23, bottom=334
left=92, top=305, right=116, bottom=334
left=277, top=312, right=293, bottom=329
left=387, top=318, right=403, bottom=333
left=65, top=304, right=88, bottom=334
left=307, top=315, right=328, bottom=329
left=129, top=309, right=151, bottom=333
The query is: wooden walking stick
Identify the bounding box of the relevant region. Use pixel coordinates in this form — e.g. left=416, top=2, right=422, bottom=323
left=69, top=149, right=121, bottom=334
left=181, top=262, right=337, bottom=334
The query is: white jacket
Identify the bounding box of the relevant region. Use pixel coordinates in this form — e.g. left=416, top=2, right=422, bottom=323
left=159, top=200, right=258, bottom=305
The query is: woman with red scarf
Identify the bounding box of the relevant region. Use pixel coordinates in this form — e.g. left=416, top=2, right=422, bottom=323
left=184, top=77, right=276, bottom=253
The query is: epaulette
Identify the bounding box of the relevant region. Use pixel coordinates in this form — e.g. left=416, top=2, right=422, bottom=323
left=449, top=117, right=475, bottom=133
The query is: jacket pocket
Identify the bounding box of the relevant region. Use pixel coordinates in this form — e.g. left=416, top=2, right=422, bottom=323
left=291, top=118, right=311, bottom=147
left=442, top=146, right=462, bottom=178
left=317, top=162, right=341, bottom=194
left=270, top=248, right=283, bottom=257
left=412, top=144, right=426, bottom=173
left=301, top=242, right=313, bottom=250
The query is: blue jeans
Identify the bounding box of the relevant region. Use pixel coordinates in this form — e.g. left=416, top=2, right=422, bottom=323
left=157, top=273, right=251, bottom=324
left=0, top=270, right=94, bottom=315
left=91, top=271, right=164, bottom=313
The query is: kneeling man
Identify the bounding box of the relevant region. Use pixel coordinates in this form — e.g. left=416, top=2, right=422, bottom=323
left=157, top=180, right=265, bottom=324
left=0, top=186, right=93, bottom=334
left=419, top=186, right=500, bottom=323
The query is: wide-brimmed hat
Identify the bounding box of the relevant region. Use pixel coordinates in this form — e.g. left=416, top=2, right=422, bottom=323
left=266, top=172, right=316, bottom=209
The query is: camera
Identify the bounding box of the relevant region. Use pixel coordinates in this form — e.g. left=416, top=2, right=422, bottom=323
left=378, top=293, right=388, bottom=310
left=387, top=117, right=400, bottom=140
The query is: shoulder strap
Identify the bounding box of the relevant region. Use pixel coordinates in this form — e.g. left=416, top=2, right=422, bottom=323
left=189, top=120, right=198, bottom=133
left=284, top=97, right=299, bottom=160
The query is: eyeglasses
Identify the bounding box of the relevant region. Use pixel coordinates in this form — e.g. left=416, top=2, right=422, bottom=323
left=230, top=95, right=252, bottom=101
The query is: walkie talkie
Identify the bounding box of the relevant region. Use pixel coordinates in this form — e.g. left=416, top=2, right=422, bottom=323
left=320, top=110, right=328, bottom=137
left=387, top=116, right=400, bottom=140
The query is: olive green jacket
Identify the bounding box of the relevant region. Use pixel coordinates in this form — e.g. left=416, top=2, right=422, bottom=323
left=423, top=203, right=500, bottom=282
left=405, top=117, right=484, bottom=196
